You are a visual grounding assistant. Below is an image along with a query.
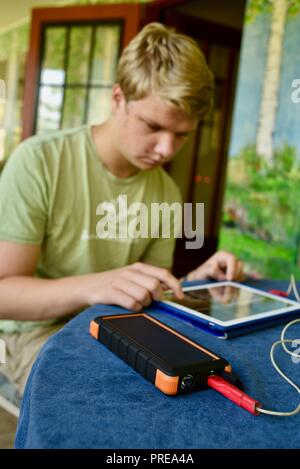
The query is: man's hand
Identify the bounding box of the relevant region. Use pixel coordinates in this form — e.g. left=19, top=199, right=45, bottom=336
left=185, top=251, right=244, bottom=282
left=81, top=262, right=184, bottom=312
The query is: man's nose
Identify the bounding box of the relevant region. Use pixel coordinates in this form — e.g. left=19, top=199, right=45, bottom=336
left=153, top=133, right=176, bottom=159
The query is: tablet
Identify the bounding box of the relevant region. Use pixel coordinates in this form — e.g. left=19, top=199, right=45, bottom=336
left=158, top=281, right=300, bottom=336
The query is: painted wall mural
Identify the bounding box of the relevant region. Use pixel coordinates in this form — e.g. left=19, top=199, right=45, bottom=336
left=220, top=0, right=300, bottom=279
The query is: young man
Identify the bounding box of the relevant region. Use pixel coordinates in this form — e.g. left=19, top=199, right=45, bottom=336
left=0, top=23, right=243, bottom=395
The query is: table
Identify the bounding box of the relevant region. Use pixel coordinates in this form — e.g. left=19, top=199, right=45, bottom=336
left=15, top=280, right=300, bottom=448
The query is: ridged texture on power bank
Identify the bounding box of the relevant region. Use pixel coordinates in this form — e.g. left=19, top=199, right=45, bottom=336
left=99, top=321, right=158, bottom=385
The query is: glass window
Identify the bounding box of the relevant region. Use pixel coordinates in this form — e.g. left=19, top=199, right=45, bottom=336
left=40, top=27, right=66, bottom=85
left=91, top=25, right=120, bottom=86
left=35, top=23, right=122, bottom=134
left=36, top=86, right=64, bottom=133
left=67, top=26, right=92, bottom=85
left=87, top=88, right=113, bottom=125
left=0, top=55, right=25, bottom=164
left=61, top=88, right=86, bottom=129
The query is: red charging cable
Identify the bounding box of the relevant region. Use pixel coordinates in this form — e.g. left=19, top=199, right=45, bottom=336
left=268, top=289, right=288, bottom=298
left=207, top=374, right=261, bottom=416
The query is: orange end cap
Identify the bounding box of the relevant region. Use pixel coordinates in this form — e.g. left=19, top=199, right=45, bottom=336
left=225, top=365, right=232, bottom=374
left=90, top=320, right=100, bottom=339
left=155, top=369, right=179, bottom=396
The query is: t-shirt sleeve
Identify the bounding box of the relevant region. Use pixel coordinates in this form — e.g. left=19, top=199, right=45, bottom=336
left=140, top=177, right=182, bottom=270
left=0, top=141, right=48, bottom=244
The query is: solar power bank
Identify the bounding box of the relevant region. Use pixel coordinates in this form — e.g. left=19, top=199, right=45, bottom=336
left=90, top=313, right=230, bottom=395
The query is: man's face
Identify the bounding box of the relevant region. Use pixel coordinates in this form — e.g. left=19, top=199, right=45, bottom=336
left=111, top=85, right=198, bottom=171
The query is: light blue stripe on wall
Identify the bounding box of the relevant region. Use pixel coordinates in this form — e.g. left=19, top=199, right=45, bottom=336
left=228, top=13, right=270, bottom=157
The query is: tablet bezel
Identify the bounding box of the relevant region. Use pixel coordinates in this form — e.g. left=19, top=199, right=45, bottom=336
left=161, top=281, right=300, bottom=329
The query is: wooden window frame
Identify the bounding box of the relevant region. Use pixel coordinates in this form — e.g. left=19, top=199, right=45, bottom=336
left=22, top=4, right=142, bottom=139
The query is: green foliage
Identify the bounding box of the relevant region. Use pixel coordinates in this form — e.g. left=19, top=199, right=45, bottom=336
left=221, top=144, right=300, bottom=278
left=0, top=23, right=29, bottom=61
left=246, top=0, right=300, bottom=23
left=246, top=0, right=273, bottom=23
left=288, top=0, right=300, bottom=15
left=43, top=27, right=66, bottom=70
left=219, top=227, right=300, bottom=279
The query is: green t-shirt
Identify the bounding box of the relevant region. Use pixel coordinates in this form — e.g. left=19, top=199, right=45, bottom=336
left=0, top=125, right=182, bottom=332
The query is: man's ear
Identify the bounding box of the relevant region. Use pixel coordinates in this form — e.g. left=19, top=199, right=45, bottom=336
left=111, top=84, right=126, bottom=114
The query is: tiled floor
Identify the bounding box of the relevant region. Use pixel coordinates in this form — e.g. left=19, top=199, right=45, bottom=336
left=0, top=407, right=17, bottom=449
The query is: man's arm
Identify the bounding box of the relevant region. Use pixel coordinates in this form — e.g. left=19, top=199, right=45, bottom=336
left=0, top=241, right=184, bottom=321
left=0, top=241, right=89, bottom=320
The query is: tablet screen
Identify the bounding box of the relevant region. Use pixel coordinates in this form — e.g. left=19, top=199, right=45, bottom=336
left=163, top=283, right=299, bottom=325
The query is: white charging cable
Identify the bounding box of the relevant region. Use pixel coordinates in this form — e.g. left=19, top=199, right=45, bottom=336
left=255, top=274, right=300, bottom=417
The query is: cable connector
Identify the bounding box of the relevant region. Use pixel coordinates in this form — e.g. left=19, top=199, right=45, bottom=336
left=268, top=289, right=288, bottom=298
left=207, top=374, right=261, bottom=416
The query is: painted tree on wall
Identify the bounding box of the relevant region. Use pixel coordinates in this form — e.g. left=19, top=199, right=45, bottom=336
left=247, top=0, right=300, bottom=164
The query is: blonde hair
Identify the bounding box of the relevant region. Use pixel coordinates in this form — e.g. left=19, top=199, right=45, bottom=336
left=116, top=22, right=214, bottom=119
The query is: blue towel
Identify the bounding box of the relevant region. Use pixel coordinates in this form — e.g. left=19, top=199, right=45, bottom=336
left=15, top=280, right=300, bottom=448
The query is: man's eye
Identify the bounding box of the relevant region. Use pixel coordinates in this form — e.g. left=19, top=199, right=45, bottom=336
left=146, top=123, right=161, bottom=131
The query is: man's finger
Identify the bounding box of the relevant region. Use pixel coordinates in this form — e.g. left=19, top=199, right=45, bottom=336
left=117, top=279, right=152, bottom=306
left=131, top=262, right=184, bottom=299
left=236, top=260, right=245, bottom=281
left=112, top=288, right=144, bottom=312
left=206, top=263, right=227, bottom=280
left=223, top=257, right=237, bottom=281
left=211, top=251, right=239, bottom=281
left=124, top=270, right=164, bottom=301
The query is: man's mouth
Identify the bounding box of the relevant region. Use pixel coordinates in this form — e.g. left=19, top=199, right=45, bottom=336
left=143, top=158, right=160, bottom=167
